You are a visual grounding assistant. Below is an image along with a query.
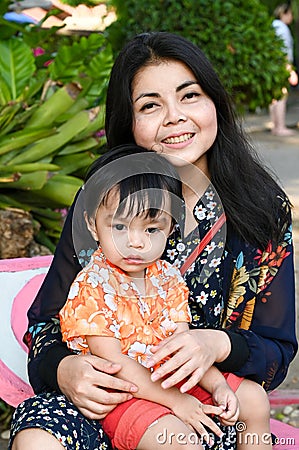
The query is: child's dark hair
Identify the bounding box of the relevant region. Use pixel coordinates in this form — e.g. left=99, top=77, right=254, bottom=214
left=83, top=144, right=183, bottom=227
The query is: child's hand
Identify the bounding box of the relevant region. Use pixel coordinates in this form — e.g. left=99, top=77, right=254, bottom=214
left=172, top=394, right=224, bottom=444
left=212, top=382, right=240, bottom=426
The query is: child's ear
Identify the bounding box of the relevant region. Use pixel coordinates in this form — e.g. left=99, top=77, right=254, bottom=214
left=84, top=211, right=98, bottom=241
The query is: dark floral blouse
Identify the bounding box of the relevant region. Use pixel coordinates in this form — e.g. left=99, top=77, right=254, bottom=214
left=25, top=187, right=297, bottom=395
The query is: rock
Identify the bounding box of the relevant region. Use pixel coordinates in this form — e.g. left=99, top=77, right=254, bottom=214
left=282, top=405, right=294, bottom=415
left=0, top=209, right=52, bottom=258
left=290, top=408, right=299, bottom=418
left=0, top=430, right=9, bottom=440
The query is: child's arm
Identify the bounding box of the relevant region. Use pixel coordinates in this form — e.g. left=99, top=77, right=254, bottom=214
left=174, top=323, right=239, bottom=425
left=199, top=365, right=240, bottom=426
left=87, top=333, right=224, bottom=439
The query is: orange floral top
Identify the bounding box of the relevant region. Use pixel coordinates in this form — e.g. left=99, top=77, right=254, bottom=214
left=60, top=247, right=191, bottom=368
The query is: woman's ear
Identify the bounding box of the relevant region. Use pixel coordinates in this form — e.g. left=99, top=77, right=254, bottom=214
left=168, top=223, right=176, bottom=237
left=84, top=211, right=98, bottom=241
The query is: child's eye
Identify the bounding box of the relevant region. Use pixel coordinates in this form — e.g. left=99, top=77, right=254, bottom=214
left=146, top=227, right=160, bottom=234
left=113, top=224, right=126, bottom=231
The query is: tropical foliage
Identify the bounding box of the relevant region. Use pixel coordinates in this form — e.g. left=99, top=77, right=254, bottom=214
left=0, top=17, right=113, bottom=250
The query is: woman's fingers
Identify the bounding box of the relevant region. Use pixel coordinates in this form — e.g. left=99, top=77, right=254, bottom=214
left=91, top=368, right=138, bottom=393
left=57, top=354, right=138, bottom=418
left=179, top=367, right=203, bottom=392
left=149, top=331, right=216, bottom=386
left=148, top=336, right=183, bottom=370
left=59, top=354, right=138, bottom=392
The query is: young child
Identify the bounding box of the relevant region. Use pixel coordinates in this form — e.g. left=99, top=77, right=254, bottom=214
left=60, top=144, right=272, bottom=450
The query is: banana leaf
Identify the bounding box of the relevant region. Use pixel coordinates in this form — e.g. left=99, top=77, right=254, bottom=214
left=0, top=38, right=36, bottom=103
left=0, top=171, right=48, bottom=190
left=27, top=174, right=83, bottom=207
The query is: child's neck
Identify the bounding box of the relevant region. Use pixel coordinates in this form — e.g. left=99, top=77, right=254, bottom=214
left=128, top=270, right=146, bottom=296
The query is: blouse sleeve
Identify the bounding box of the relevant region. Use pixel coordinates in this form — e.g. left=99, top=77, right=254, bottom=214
left=235, top=237, right=297, bottom=390
left=227, top=217, right=298, bottom=391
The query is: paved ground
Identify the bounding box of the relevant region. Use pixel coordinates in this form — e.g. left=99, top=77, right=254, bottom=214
left=1, top=91, right=299, bottom=448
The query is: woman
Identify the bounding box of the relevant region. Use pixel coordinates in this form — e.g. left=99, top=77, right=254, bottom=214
left=10, top=32, right=297, bottom=450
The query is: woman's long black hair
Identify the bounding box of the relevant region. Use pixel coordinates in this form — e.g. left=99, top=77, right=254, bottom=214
left=105, top=32, right=291, bottom=250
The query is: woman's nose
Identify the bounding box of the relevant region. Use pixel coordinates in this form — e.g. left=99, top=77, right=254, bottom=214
left=163, top=104, right=187, bottom=126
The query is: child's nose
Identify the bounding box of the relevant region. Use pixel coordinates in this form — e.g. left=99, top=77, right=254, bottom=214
left=127, top=231, right=145, bottom=248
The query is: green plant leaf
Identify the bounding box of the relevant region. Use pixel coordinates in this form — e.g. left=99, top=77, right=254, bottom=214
left=0, top=38, right=36, bottom=101
left=48, top=33, right=109, bottom=83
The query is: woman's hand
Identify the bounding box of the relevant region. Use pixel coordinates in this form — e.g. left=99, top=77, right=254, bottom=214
left=147, top=329, right=231, bottom=392
left=57, top=354, right=138, bottom=419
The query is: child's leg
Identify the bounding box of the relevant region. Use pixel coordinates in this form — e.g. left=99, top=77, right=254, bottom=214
left=137, top=414, right=204, bottom=449
left=236, top=379, right=272, bottom=450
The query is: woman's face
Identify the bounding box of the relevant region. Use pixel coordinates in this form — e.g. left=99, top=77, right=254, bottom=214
left=132, top=60, right=217, bottom=175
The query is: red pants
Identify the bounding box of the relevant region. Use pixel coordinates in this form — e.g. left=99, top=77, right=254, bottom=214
left=101, top=372, right=243, bottom=450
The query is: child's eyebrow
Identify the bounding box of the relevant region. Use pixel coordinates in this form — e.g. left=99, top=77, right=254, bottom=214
left=147, top=215, right=170, bottom=225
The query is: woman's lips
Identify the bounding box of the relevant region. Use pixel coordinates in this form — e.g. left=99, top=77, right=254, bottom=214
left=162, top=132, right=194, bottom=145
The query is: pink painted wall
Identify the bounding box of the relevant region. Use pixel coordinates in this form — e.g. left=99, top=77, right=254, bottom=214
left=0, top=256, right=52, bottom=407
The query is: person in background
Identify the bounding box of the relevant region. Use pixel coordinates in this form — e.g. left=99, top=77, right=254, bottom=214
left=9, top=32, right=297, bottom=450
left=270, top=2, right=298, bottom=136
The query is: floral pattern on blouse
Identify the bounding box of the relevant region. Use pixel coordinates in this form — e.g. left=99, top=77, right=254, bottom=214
left=59, top=247, right=190, bottom=369
left=164, top=188, right=226, bottom=329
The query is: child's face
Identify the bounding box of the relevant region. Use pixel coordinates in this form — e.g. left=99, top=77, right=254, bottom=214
left=88, top=190, right=173, bottom=277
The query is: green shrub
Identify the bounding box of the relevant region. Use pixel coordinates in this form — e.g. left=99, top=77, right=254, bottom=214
left=108, top=0, right=290, bottom=111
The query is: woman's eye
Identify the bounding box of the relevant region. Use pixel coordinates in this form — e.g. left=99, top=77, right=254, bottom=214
left=140, top=102, right=158, bottom=112
left=183, top=92, right=200, bottom=100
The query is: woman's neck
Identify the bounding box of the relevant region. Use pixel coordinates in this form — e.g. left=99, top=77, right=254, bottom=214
left=178, top=163, right=210, bottom=237
left=179, top=164, right=210, bottom=206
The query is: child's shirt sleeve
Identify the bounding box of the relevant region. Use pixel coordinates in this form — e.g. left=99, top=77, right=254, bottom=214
left=59, top=263, right=118, bottom=352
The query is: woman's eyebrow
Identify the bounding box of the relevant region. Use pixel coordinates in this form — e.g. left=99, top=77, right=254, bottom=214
left=134, top=92, right=159, bottom=102
left=134, top=81, right=199, bottom=103
left=176, top=80, right=199, bottom=92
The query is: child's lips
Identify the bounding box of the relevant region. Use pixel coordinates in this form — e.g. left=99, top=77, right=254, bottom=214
left=124, top=256, right=144, bottom=264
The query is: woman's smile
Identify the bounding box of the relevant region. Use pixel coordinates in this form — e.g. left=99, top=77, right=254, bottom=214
left=162, top=132, right=195, bottom=146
